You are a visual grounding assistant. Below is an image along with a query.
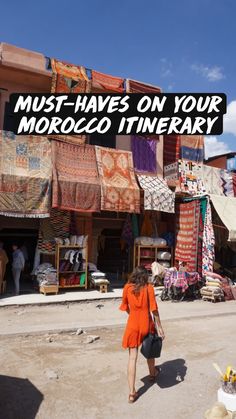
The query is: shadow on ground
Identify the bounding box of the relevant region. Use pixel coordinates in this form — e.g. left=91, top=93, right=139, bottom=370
left=138, top=358, right=187, bottom=398
left=0, top=375, right=43, bottom=419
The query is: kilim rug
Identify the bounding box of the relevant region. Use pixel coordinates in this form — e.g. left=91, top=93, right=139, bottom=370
left=91, top=70, right=124, bottom=92
left=50, top=58, right=89, bottom=145
left=202, top=166, right=224, bottom=195
left=95, top=146, right=140, bottom=213
left=175, top=200, right=201, bottom=272
left=37, top=208, right=71, bottom=254
left=180, top=135, right=204, bottom=163
left=232, top=173, right=236, bottom=197
left=126, top=79, right=161, bottom=141
left=51, top=58, right=90, bottom=93
left=220, top=169, right=234, bottom=197
left=52, top=141, right=101, bottom=212
left=202, top=197, right=215, bottom=274
left=131, top=136, right=157, bottom=173
left=0, top=130, right=52, bottom=218
left=126, top=79, right=161, bottom=93
left=137, top=175, right=175, bottom=213
left=163, top=135, right=180, bottom=166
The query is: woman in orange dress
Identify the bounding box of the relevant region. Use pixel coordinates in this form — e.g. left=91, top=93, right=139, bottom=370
left=120, top=266, right=165, bottom=403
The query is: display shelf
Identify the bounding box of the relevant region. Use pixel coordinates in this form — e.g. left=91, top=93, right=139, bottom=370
left=56, top=244, right=88, bottom=290
left=133, top=243, right=173, bottom=270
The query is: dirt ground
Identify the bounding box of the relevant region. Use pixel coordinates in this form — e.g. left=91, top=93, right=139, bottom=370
left=0, top=312, right=235, bottom=419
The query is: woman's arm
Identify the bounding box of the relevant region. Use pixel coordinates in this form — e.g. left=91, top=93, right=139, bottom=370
left=152, top=310, right=165, bottom=340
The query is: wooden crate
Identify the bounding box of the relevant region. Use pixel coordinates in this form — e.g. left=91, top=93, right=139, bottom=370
left=39, top=285, right=59, bottom=296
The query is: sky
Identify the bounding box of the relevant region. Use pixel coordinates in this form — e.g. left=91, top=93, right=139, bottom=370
left=0, top=0, right=235, bottom=157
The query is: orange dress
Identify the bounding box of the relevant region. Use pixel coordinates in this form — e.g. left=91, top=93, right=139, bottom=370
left=119, top=283, right=158, bottom=349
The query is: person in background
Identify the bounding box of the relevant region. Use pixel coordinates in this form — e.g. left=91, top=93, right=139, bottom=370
left=0, top=241, right=9, bottom=293
left=12, top=243, right=25, bottom=295
left=120, top=266, right=165, bottom=403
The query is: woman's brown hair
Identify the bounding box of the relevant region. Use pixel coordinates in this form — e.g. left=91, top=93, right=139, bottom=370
left=128, top=266, right=149, bottom=294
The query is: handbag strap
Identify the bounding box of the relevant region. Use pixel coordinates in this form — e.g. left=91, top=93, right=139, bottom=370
left=146, top=284, right=157, bottom=334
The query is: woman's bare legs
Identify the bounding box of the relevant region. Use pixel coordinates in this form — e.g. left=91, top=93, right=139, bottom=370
left=147, top=358, right=156, bottom=377
left=128, top=347, right=138, bottom=395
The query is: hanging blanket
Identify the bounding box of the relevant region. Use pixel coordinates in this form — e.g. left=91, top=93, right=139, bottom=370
left=178, top=160, right=205, bottom=195
left=91, top=70, right=124, bottom=92
left=202, top=166, right=224, bottom=195
left=38, top=208, right=71, bottom=254
left=126, top=79, right=161, bottom=93
left=202, top=197, right=215, bottom=274
left=163, top=135, right=180, bottom=166
left=52, top=141, right=101, bottom=212
left=51, top=58, right=90, bottom=145
left=180, top=135, right=204, bottom=163
left=95, top=146, right=140, bottom=213
left=220, top=169, right=234, bottom=197
left=233, top=173, right=236, bottom=197
left=137, top=175, right=175, bottom=213
left=131, top=136, right=157, bottom=173
left=0, top=130, right=52, bottom=218
left=175, top=200, right=200, bottom=272
left=51, top=58, right=90, bottom=93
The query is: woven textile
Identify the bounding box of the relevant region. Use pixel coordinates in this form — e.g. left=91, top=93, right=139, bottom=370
left=52, top=141, right=101, bottom=212
left=202, top=197, right=215, bottom=274
left=180, top=135, right=204, bottom=163
left=131, top=136, right=157, bottom=173
left=175, top=200, right=201, bottom=272
left=164, top=270, right=201, bottom=292
left=51, top=58, right=89, bottom=93
left=0, top=130, right=51, bottom=218
left=137, top=175, right=175, bottom=213
left=126, top=79, right=161, bottom=93
left=163, top=135, right=180, bottom=166
left=91, top=70, right=124, bottom=92
left=233, top=173, right=236, bottom=197
left=202, top=166, right=223, bottom=195
left=51, top=58, right=89, bottom=145
left=178, top=160, right=205, bottom=195
left=38, top=208, right=71, bottom=254
left=95, top=146, right=140, bottom=213
left=220, top=169, right=234, bottom=197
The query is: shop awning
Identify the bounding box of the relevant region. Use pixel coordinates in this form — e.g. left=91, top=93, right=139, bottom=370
left=210, top=194, right=236, bottom=241
left=137, top=174, right=175, bottom=213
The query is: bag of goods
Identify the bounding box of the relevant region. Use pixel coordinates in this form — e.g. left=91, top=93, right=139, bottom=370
left=153, top=238, right=167, bottom=246
left=157, top=251, right=171, bottom=261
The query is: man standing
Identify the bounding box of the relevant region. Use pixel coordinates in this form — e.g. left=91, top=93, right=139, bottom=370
left=12, top=243, right=25, bottom=295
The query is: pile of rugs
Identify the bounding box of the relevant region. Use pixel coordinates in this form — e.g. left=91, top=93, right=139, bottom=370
left=200, top=271, right=236, bottom=302
left=34, top=263, right=58, bottom=287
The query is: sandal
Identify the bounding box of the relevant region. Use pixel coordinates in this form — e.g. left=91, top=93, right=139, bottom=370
left=128, top=392, right=139, bottom=403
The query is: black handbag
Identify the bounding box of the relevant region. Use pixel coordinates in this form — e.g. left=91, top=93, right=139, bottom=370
left=140, top=287, right=162, bottom=359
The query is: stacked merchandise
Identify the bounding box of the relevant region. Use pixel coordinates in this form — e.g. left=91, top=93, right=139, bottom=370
left=200, top=273, right=224, bottom=302
left=35, top=263, right=58, bottom=286
left=89, top=270, right=110, bottom=288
